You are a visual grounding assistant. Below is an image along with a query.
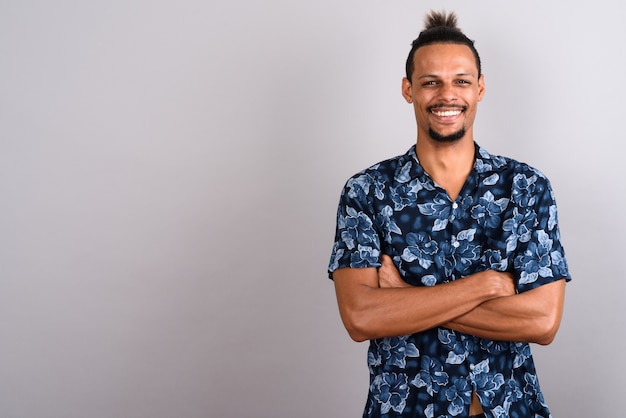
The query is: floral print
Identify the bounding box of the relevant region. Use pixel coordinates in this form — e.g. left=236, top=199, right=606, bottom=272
left=329, top=144, right=571, bottom=417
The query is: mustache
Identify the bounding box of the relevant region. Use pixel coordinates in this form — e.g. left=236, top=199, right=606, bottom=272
left=427, top=104, right=468, bottom=112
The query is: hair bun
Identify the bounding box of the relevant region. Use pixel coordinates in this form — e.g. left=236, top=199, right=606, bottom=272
left=424, top=10, right=459, bottom=31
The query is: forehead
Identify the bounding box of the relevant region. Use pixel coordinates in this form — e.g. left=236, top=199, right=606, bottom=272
left=412, top=43, right=478, bottom=77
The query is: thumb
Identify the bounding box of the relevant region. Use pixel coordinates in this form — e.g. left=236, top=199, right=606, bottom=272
left=380, top=253, right=394, bottom=267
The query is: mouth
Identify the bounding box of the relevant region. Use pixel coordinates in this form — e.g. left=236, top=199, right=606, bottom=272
left=428, top=106, right=467, bottom=118
left=432, top=109, right=462, bottom=117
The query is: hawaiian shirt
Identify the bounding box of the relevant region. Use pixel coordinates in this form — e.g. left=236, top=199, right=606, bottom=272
left=328, top=144, right=571, bottom=418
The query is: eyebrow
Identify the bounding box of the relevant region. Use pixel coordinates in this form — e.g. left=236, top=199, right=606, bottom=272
left=418, top=72, right=475, bottom=79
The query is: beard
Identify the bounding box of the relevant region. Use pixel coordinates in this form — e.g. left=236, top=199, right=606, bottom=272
left=428, top=126, right=466, bottom=143
left=426, top=104, right=468, bottom=143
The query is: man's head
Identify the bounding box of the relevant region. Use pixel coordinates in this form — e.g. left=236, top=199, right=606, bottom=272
left=405, top=11, right=482, bottom=82
left=402, top=11, right=485, bottom=143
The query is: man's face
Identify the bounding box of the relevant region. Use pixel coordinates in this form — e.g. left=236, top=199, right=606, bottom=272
left=402, top=43, right=485, bottom=143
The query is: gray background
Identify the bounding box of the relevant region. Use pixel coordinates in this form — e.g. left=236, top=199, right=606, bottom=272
left=1, top=1, right=624, bottom=417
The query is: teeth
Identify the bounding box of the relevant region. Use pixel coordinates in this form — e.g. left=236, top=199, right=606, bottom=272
left=432, top=109, right=462, bottom=117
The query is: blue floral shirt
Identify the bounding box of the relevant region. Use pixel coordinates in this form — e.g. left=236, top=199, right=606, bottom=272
left=328, top=144, right=571, bottom=418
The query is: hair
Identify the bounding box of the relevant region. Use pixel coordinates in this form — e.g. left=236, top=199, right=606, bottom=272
left=404, top=10, right=482, bottom=81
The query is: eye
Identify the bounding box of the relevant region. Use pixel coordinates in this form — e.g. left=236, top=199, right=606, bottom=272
left=422, top=80, right=438, bottom=87
left=456, top=79, right=471, bottom=85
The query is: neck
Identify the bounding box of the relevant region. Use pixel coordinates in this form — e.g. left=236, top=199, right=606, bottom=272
left=415, top=134, right=475, bottom=200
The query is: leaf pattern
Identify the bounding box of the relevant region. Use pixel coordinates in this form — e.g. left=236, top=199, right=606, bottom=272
left=329, top=144, right=571, bottom=417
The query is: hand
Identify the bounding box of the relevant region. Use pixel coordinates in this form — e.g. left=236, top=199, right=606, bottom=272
left=378, top=254, right=412, bottom=288
left=472, top=270, right=516, bottom=298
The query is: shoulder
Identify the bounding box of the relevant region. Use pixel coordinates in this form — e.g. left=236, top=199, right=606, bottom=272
left=476, top=145, right=552, bottom=185
left=476, top=146, right=558, bottom=213
left=342, top=147, right=416, bottom=192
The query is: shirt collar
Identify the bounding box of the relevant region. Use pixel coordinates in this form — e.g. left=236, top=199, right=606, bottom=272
left=405, top=142, right=508, bottom=183
left=473, top=143, right=509, bottom=175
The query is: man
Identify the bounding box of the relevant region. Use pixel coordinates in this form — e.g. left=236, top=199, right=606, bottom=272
left=328, top=10, right=571, bottom=418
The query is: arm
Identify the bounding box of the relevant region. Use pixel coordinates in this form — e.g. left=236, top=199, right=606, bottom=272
left=378, top=255, right=566, bottom=345
left=333, top=264, right=515, bottom=342
left=445, top=279, right=565, bottom=345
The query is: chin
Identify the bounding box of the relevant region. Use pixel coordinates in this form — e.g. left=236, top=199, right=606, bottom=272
left=428, top=127, right=466, bottom=143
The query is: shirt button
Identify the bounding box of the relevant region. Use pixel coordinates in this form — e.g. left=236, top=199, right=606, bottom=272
left=452, top=241, right=460, bottom=248
left=452, top=202, right=458, bottom=209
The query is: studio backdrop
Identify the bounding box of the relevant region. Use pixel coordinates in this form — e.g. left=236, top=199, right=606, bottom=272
left=1, top=1, right=624, bottom=417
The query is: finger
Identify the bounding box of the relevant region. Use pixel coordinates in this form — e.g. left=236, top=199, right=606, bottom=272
left=381, top=254, right=393, bottom=266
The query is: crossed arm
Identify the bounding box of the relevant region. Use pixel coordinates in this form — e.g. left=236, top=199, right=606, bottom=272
left=333, top=255, right=566, bottom=345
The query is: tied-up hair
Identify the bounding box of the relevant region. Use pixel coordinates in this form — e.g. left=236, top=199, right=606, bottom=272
left=405, top=10, right=482, bottom=81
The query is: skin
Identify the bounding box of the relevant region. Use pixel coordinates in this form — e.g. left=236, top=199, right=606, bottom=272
left=403, top=43, right=485, bottom=201
left=333, top=43, right=567, bottom=415
left=377, top=254, right=565, bottom=344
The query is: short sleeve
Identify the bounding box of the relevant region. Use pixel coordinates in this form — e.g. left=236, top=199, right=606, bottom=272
left=511, top=169, right=571, bottom=292
left=327, top=173, right=383, bottom=279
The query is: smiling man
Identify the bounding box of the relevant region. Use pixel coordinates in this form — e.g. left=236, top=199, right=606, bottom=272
left=328, top=11, right=571, bottom=418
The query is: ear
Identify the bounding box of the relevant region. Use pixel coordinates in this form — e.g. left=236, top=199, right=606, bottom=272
left=401, top=77, right=413, bottom=103
left=477, top=74, right=485, bottom=101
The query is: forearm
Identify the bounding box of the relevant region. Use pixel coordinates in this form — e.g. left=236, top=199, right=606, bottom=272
left=341, top=284, right=483, bottom=341
left=334, top=268, right=512, bottom=342
left=444, top=279, right=566, bottom=345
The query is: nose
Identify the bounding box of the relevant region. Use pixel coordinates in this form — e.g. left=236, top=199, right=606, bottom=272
left=438, top=82, right=457, bottom=102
